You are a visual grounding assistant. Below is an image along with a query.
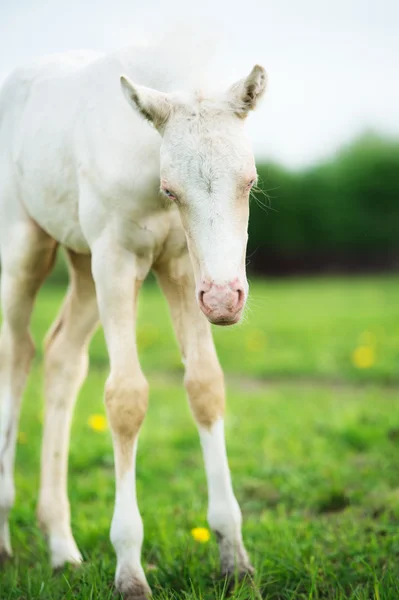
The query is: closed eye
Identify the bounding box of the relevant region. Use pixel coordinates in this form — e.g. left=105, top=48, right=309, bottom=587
left=161, top=188, right=177, bottom=201
left=248, top=178, right=257, bottom=189
left=244, top=180, right=255, bottom=194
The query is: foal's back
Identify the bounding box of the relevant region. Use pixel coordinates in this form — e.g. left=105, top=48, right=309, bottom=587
left=0, top=47, right=164, bottom=254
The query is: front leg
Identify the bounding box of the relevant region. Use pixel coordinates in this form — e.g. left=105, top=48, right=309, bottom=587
left=155, top=252, right=253, bottom=580
left=92, top=239, right=151, bottom=600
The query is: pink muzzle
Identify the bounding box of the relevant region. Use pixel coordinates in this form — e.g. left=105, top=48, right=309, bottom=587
left=198, top=278, right=246, bottom=325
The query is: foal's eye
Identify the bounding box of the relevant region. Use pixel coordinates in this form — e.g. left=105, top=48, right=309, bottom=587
left=162, top=188, right=176, bottom=201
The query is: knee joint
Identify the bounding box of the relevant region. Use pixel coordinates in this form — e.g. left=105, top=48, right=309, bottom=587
left=44, top=339, right=89, bottom=408
left=185, top=363, right=225, bottom=428
left=105, top=374, right=149, bottom=437
left=45, top=339, right=89, bottom=379
left=0, top=328, right=35, bottom=361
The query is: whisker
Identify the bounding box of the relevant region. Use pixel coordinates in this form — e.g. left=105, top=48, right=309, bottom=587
left=250, top=182, right=279, bottom=214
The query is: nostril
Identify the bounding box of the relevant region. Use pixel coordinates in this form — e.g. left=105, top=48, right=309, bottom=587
left=198, top=289, right=206, bottom=308
left=236, top=288, right=244, bottom=309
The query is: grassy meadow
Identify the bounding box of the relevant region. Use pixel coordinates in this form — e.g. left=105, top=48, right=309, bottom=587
left=2, top=274, right=399, bottom=599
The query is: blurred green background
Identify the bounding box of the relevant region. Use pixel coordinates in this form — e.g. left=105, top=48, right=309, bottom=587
left=249, top=133, right=399, bottom=275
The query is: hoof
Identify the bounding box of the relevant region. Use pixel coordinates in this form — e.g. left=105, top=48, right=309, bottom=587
left=54, top=559, right=83, bottom=573
left=0, top=549, right=12, bottom=566
left=123, top=593, right=151, bottom=600
left=222, top=561, right=255, bottom=579
left=117, top=576, right=152, bottom=600
left=50, top=536, right=83, bottom=570
left=222, top=565, right=255, bottom=593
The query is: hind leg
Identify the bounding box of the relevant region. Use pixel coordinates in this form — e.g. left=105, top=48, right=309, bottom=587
left=37, top=251, right=99, bottom=568
left=0, top=219, right=57, bottom=561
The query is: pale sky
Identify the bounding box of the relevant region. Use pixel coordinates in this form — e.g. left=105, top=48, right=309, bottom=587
left=1, top=0, right=398, bottom=167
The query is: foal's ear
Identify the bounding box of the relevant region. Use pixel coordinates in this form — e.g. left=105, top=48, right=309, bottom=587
left=229, top=65, right=268, bottom=118
left=120, top=75, right=172, bottom=132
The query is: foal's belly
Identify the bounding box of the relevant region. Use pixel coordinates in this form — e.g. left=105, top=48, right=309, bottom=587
left=23, top=186, right=91, bottom=254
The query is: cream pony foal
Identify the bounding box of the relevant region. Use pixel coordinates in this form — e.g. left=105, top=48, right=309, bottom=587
left=0, top=41, right=267, bottom=598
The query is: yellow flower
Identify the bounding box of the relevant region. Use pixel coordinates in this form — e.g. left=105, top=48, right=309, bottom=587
left=88, top=414, right=108, bottom=432
left=17, top=431, right=27, bottom=445
left=352, top=345, right=375, bottom=369
left=191, top=527, right=211, bottom=543
left=245, top=329, right=267, bottom=353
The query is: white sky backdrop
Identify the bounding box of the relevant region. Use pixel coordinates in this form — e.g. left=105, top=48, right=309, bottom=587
left=1, top=0, right=398, bottom=167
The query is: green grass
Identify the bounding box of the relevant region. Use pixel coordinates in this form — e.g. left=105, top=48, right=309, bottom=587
left=2, top=274, right=399, bottom=599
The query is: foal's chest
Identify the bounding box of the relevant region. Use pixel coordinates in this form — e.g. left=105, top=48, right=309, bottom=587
left=114, top=208, right=173, bottom=263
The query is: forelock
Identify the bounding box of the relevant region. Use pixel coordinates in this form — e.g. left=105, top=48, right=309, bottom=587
left=169, top=89, right=235, bottom=128
left=161, top=91, right=253, bottom=187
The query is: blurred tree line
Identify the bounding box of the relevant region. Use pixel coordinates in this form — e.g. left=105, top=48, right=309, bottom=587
left=47, top=131, right=399, bottom=283
left=248, top=132, right=399, bottom=275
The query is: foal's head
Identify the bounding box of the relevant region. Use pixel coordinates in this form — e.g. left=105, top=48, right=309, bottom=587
left=121, top=65, right=267, bottom=325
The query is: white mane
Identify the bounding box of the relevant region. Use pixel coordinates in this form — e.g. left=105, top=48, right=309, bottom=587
left=113, top=25, right=221, bottom=93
